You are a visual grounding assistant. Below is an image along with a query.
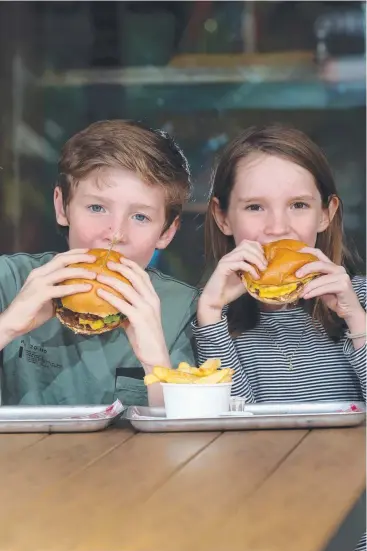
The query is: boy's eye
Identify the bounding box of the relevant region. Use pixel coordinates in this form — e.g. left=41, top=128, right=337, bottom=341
left=245, top=204, right=263, bottom=212
left=292, top=202, right=309, bottom=209
left=132, top=213, right=149, bottom=222
left=88, top=204, right=105, bottom=213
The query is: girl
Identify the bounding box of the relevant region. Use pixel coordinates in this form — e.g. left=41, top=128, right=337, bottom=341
left=193, top=125, right=366, bottom=550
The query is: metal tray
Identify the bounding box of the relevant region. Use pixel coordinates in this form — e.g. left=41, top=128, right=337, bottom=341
left=125, top=401, right=366, bottom=433
left=0, top=403, right=125, bottom=433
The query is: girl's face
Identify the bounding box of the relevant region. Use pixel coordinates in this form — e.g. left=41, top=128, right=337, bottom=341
left=215, top=153, right=338, bottom=247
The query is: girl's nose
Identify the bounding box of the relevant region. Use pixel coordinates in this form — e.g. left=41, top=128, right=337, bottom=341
left=265, top=213, right=290, bottom=237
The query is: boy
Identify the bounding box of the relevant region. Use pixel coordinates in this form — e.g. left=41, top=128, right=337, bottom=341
left=0, top=120, right=198, bottom=407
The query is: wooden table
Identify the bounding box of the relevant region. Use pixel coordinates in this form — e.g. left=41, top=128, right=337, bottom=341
left=0, top=424, right=365, bottom=551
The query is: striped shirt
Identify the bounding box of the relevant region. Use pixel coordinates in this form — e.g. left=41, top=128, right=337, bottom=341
left=193, top=276, right=366, bottom=403
left=193, top=275, right=366, bottom=551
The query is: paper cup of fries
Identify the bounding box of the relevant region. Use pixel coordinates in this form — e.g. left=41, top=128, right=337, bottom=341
left=144, top=359, right=233, bottom=418
left=162, top=382, right=232, bottom=418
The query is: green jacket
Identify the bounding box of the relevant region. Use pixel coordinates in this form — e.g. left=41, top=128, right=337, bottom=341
left=0, top=252, right=199, bottom=406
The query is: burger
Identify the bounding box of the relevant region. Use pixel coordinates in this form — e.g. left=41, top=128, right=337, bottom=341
left=241, top=239, right=320, bottom=305
left=55, top=248, right=131, bottom=335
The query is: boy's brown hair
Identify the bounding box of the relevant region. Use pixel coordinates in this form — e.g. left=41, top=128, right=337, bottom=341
left=56, top=119, right=191, bottom=235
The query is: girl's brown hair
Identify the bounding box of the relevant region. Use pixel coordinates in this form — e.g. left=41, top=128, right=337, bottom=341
left=205, top=125, right=361, bottom=340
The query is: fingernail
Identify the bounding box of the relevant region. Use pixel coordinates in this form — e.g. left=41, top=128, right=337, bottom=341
left=296, top=270, right=302, bottom=277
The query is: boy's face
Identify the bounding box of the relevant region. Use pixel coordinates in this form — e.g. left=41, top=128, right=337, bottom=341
left=54, top=167, right=178, bottom=267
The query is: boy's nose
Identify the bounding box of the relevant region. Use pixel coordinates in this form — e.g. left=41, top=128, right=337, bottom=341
left=107, top=227, right=127, bottom=244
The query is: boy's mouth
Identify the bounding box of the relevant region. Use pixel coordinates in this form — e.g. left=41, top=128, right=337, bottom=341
left=54, top=247, right=132, bottom=335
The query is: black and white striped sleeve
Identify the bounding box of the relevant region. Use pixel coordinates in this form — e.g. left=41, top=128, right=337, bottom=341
left=192, top=315, right=255, bottom=402
left=343, top=276, right=367, bottom=400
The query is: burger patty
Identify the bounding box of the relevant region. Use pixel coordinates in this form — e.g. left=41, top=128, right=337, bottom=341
left=56, top=307, right=122, bottom=332
left=61, top=308, right=102, bottom=322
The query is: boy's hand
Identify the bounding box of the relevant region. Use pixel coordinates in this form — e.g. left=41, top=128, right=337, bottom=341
left=0, top=249, right=96, bottom=340
left=96, top=257, right=171, bottom=372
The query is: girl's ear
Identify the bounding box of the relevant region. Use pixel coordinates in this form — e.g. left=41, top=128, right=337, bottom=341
left=54, top=186, right=69, bottom=227
left=318, top=195, right=339, bottom=233
left=211, top=197, right=233, bottom=236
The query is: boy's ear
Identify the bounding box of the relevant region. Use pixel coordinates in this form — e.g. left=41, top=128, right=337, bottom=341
left=156, top=217, right=180, bottom=250
left=212, top=197, right=233, bottom=236
left=318, top=195, right=339, bottom=233
left=54, top=186, right=69, bottom=227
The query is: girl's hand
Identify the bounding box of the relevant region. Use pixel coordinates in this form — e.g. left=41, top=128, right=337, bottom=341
left=198, top=240, right=267, bottom=326
left=297, top=247, right=364, bottom=322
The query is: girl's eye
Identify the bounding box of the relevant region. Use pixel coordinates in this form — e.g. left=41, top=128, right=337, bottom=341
left=132, top=213, right=149, bottom=222
left=292, top=202, right=309, bottom=209
left=245, top=204, right=263, bottom=212
left=88, top=204, right=105, bottom=213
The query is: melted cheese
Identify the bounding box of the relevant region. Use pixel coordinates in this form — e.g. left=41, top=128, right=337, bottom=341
left=79, top=318, right=105, bottom=330
left=247, top=275, right=315, bottom=299
left=258, top=283, right=298, bottom=299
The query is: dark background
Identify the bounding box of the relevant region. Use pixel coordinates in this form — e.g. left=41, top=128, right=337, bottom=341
left=0, top=1, right=365, bottom=285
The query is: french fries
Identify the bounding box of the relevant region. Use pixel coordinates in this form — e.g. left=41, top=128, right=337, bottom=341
left=177, top=358, right=221, bottom=377
left=144, top=358, right=234, bottom=385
